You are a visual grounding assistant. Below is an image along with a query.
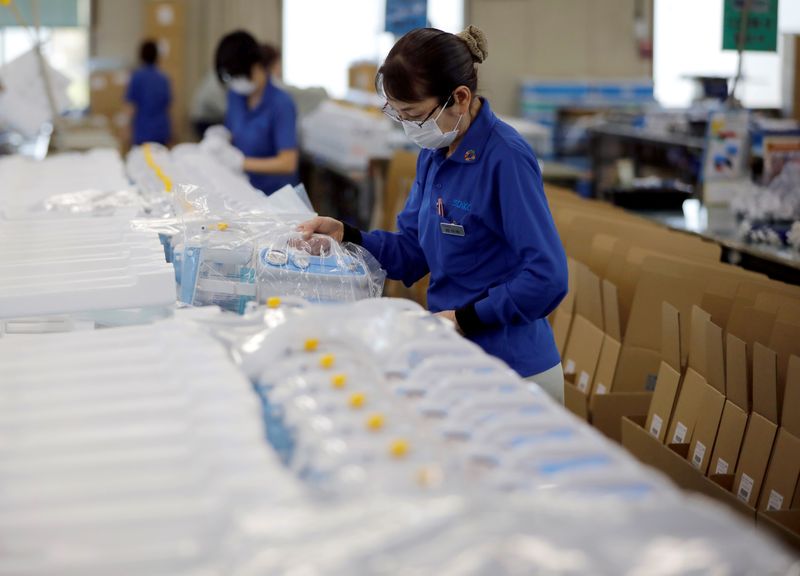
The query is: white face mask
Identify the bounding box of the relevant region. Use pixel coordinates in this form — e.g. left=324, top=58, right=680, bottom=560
left=227, top=76, right=257, bottom=96
left=401, top=100, right=464, bottom=150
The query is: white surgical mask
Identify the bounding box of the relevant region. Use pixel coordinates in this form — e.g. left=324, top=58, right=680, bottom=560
left=227, top=76, right=257, bottom=96
left=401, top=101, right=464, bottom=150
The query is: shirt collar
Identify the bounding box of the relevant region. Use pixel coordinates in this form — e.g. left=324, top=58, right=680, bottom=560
left=438, top=97, right=496, bottom=165
left=244, top=77, right=276, bottom=113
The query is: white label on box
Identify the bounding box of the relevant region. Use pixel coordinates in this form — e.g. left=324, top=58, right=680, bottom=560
left=157, top=5, right=175, bottom=25
left=577, top=371, right=590, bottom=392
left=737, top=473, right=754, bottom=503
left=649, top=414, right=663, bottom=438
left=691, top=441, right=706, bottom=468
left=596, top=383, right=607, bottom=395
left=767, top=490, right=784, bottom=511
left=564, top=359, right=576, bottom=376
left=672, top=422, right=688, bottom=444
left=715, top=458, right=729, bottom=475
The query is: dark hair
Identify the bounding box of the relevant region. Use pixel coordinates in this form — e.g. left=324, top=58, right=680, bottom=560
left=260, top=43, right=281, bottom=71
left=215, top=30, right=264, bottom=83
left=376, top=27, right=486, bottom=106
left=140, top=40, right=158, bottom=66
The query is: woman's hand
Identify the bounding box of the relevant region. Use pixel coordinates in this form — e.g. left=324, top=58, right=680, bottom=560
left=435, top=310, right=462, bottom=334
left=297, top=217, right=345, bottom=243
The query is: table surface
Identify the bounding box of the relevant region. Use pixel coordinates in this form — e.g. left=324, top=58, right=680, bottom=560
left=633, top=201, right=800, bottom=272
left=589, top=124, right=707, bottom=150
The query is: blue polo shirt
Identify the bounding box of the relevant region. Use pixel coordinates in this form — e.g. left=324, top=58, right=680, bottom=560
left=358, top=99, right=567, bottom=377
left=225, top=79, right=298, bottom=195
left=126, top=65, right=171, bottom=145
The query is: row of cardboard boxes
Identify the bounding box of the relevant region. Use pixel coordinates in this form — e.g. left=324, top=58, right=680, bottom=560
left=544, top=185, right=800, bottom=552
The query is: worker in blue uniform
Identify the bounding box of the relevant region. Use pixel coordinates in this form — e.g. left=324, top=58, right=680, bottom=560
left=299, top=26, right=568, bottom=401
left=211, top=30, right=298, bottom=195
left=126, top=40, right=171, bottom=146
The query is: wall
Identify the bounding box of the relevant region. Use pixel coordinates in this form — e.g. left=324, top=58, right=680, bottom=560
left=468, top=0, right=653, bottom=116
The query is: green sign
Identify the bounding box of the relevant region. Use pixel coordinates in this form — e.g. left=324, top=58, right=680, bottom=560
left=722, top=0, right=778, bottom=52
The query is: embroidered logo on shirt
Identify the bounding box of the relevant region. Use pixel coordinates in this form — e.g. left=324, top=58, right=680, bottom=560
left=464, top=149, right=477, bottom=162
left=450, top=199, right=472, bottom=212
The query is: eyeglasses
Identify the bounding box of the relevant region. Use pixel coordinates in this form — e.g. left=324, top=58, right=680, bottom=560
left=382, top=94, right=452, bottom=127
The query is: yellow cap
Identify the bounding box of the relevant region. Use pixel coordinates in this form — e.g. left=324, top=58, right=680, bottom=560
left=266, top=296, right=281, bottom=309
left=348, top=392, right=366, bottom=409
left=217, top=222, right=229, bottom=231
left=331, top=374, right=347, bottom=389
left=389, top=439, right=410, bottom=459
left=366, top=413, right=385, bottom=431
left=319, top=353, right=335, bottom=369
left=303, top=338, right=319, bottom=352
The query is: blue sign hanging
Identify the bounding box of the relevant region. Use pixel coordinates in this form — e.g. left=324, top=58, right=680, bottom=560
left=385, top=0, right=427, bottom=36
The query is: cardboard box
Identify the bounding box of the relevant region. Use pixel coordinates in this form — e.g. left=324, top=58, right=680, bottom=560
left=562, top=315, right=604, bottom=391
left=768, top=319, right=800, bottom=406
left=564, top=382, right=651, bottom=443
left=726, top=333, right=751, bottom=412
left=90, top=69, right=130, bottom=115
left=564, top=381, right=589, bottom=420
left=574, top=263, right=603, bottom=330
left=645, top=361, right=682, bottom=443
left=700, top=291, right=733, bottom=331
left=601, top=279, right=621, bottom=342
left=349, top=62, right=379, bottom=93
left=734, top=412, right=778, bottom=507
left=757, top=510, right=800, bottom=553
left=758, top=357, right=800, bottom=512
left=613, top=270, right=705, bottom=392
left=551, top=259, right=577, bottom=355
left=753, top=343, right=779, bottom=424
left=709, top=400, right=748, bottom=476
left=666, top=368, right=707, bottom=445
left=562, top=264, right=605, bottom=391
left=687, top=383, right=726, bottom=474
left=705, top=320, right=726, bottom=394
left=613, top=345, right=662, bottom=393
left=687, top=306, right=711, bottom=377
left=726, top=304, right=775, bottom=366
left=759, top=428, right=800, bottom=511
left=145, top=0, right=186, bottom=34
left=590, top=391, right=652, bottom=443
left=783, top=355, right=800, bottom=438
left=661, top=302, right=681, bottom=372
left=590, top=334, right=621, bottom=396
left=622, top=416, right=757, bottom=521
left=733, top=343, right=781, bottom=507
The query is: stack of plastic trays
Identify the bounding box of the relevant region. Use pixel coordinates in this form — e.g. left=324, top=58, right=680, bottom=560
left=0, top=216, right=175, bottom=320
left=0, top=149, right=131, bottom=216
left=0, top=319, right=302, bottom=575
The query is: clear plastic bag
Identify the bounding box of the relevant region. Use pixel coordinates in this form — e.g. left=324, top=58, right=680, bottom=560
left=170, top=185, right=384, bottom=312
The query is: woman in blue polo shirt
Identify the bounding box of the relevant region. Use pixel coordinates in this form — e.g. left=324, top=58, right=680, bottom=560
left=212, top=31, right=298, bottom=195
left=299, top=27, right=568, bottom=401
left=126, top=40, right=171, bottom=146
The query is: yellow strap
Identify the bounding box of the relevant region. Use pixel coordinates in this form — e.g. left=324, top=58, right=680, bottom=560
left=142, top=143, right=174, bottom=193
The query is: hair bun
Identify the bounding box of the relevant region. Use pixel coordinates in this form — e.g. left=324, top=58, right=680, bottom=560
left=456, top=25, right=488, bottom=64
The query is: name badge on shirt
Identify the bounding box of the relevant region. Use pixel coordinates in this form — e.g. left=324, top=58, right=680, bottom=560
left=440, top=222, right=465, bottom=237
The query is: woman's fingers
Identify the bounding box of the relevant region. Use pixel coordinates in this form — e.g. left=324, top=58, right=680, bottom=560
left=296, top=217, right=321, bottom=240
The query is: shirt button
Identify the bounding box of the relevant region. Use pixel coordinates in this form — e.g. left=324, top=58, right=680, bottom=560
left=435, top=183, right=442, bottom=189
